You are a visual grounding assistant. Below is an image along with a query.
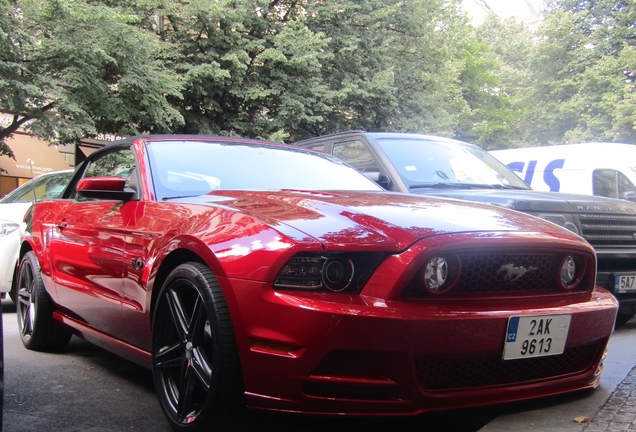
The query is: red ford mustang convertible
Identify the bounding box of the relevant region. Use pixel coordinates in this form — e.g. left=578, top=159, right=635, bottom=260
left=18, top=135, right=617, bottom=431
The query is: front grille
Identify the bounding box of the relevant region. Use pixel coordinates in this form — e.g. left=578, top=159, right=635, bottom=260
left=578, top=214, right=636, bottom=247
left=454, top=254, right=562, bottom=293
left=414, top=343, right=600, bottom=391
left=403, top=253, right=590, bottom=297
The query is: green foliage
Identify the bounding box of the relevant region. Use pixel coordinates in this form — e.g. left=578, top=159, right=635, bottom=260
left=0, top=0, right=183, bottom=154
left=6, top=0, right=636, bottom=153
left=449, top=15, right=535, bottom=149
left=520, top=0, right=636, bottom=145
left=152, top=0, right=473, bottom=141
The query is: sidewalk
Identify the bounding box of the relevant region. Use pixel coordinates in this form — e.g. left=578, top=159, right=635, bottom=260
left=583, top=366, right=636, bottom=431
left=481, top=319, right=636, bottom=432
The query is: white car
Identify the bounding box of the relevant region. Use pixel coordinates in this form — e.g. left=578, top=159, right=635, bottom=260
left=0, top=170, right=73, bottom=301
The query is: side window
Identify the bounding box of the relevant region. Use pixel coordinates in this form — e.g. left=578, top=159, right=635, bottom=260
left=34, top=173, right=71, bottom=200
left=304, top=143, right=325, bottom=152
left=3, top=182, right=36, bottom=203
left=332, top=140, right=379, bottom=173
left=84, top=148, right=136, bottom=180
left=75, top=148, right=137, bottom=200
left=0, top=172, right=71, bottom=204
left=593, top=170, right=618, bottom=198
left=617, top=171, right=636, bottom=198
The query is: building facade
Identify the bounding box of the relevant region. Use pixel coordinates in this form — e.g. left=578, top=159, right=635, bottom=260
left=0, top=112, right=115, bottom=198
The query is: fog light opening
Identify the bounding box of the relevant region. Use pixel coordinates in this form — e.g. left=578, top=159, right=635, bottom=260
left=559, top=255, right=580, bottom=289
left=420, top=255, right=459, bottom=295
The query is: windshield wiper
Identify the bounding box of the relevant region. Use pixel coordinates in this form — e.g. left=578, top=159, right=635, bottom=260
left=409, top=183, right=529, bottom=190
left=487, top=184, right=530, bottom=190
left=409, top=182, right=466, bottom=189
left=162, top=194, right=203, bottom=200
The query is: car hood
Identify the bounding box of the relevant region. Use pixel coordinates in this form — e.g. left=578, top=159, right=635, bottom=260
left=176, top=190, right=576, bottom=251
left=415, top=189, right=636, bottom=215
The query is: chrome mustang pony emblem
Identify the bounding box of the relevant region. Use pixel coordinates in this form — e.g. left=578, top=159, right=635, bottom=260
left=498, top=263, right=537, bottom=283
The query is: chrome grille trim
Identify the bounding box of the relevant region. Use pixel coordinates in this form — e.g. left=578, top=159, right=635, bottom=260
left=581, top=224, right=636, bottom=231
left=578, top=213, right=636, bottom=247
left=584, top=234, right=636, bottom=241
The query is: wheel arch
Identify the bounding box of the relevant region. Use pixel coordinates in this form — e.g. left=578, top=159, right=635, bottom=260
left=17, top=240, right=35, bottom=292
left=18, top=240, right=34, bottom=264
left=20, top=238, right=34, bottom=254
left=149, top=248, right=205, bottom=326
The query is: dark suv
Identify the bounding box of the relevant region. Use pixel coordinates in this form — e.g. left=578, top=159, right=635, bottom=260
left=295, top=131, right=636, bottom=326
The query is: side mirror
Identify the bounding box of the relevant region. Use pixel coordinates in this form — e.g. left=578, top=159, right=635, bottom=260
left=77, top=176, right=136, bottom=201
left=364, top=171, right=391, bottom=189
left=622, top=191, right=636, bottom=202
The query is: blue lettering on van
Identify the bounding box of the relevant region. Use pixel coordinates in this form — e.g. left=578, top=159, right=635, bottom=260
left=506, top=161, right=536, bottom=186
left=524, top=160, right=537, bottom=186
left=507, top=162, right=524, bottom=174
left=544, top=159, right=565, bottom=192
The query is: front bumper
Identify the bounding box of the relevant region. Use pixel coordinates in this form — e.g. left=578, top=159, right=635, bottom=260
left=223, top=277, right=618, bottom=416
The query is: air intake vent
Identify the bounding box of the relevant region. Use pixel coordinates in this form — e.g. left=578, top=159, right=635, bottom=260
left=578, top=214, right=636, bottom=247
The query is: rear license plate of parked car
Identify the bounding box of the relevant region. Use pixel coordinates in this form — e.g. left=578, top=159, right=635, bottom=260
left=615, top=274, right=636, bottom=293
left=503, top=314, right=571, bottom=360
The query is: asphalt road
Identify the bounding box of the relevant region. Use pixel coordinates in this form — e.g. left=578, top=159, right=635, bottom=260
left=1, top=299, right=498, bottom=432
left=3, top=298, right=633, bottom=432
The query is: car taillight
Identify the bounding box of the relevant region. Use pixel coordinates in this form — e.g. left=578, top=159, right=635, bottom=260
left=274, top=253, right=386, bottom=294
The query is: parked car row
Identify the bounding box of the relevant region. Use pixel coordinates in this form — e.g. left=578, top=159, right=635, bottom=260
left=0, top=170, right=74, bottom=301
left=2, top=133, right=629, bottom=431
left=0, top=169, right=74, bottom=429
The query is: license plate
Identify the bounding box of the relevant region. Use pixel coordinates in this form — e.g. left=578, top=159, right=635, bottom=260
left=615, top=274, right=636, bottom=293
left=503, top=314, right=571, bottom=360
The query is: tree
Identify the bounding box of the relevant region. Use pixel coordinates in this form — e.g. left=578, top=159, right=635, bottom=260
left=149, top=0, right=472, bottom=142
left=304, top=0, right=471, bottom=138
left=0, top=0, right=183, bottom=155
left=452, top=15, right=536, bottom=149
left=520, top=0, right=636, bottom=144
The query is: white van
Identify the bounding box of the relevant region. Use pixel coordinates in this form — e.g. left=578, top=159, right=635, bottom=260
left=490, top=143, right=636, bottom=202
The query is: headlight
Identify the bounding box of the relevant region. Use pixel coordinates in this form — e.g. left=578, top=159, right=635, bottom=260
left=274, top=253, right=385, bottom=294
left=322, top=258, right=354, bottom=292
left=0, top=220, right=20, bottom=237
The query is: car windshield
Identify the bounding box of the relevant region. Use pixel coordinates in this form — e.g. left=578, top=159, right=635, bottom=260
left=375, top=137, right=530, bottom=190
left=147, top=140, right=383, bottom=200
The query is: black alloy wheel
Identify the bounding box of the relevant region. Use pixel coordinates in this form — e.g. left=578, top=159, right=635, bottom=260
left=16, top=251, right=71, bottom=351
left=152, top=262, right=243, bottom=431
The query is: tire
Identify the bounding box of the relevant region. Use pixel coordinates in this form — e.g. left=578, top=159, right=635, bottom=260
left=152, top=262, right=244, bottom=432
left=16, top=251, right=71, bottom=351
